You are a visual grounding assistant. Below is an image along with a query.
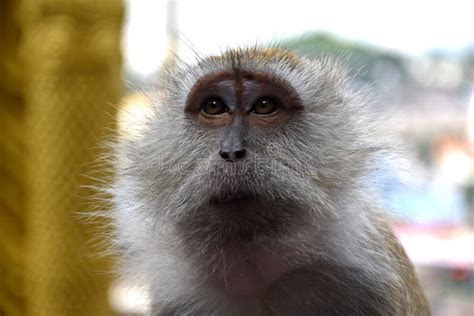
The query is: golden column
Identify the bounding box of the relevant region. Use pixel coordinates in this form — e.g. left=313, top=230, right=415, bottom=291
left=0, top=0, right=124, bottom=315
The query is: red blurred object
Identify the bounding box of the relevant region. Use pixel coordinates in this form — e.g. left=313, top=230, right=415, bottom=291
left=451, top=268, right=470, bottom=282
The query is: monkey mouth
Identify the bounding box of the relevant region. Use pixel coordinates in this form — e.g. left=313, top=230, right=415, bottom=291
left=181, top=188, right=299, bottom=243
left=208, top=191, right=262, bottom=210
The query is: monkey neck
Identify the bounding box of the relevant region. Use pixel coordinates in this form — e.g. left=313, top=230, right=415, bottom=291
left=176, top=201, right=389, bottom=298
left=208, top=245, right=291, bottom=298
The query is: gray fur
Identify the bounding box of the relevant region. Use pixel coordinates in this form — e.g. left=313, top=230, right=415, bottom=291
left=108, top=47, right=429, bottom=315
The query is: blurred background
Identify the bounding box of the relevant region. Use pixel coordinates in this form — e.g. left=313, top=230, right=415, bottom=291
left=1, top=0, right=473, bottom=315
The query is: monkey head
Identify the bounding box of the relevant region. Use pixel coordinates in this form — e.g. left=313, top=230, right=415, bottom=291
left=113, top=47, right=387, bottom=257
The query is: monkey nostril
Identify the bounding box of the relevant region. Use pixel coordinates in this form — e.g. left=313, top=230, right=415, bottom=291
left=234, top=149, right=246, bottom=159
left=219, top=150, right=230, bottom=160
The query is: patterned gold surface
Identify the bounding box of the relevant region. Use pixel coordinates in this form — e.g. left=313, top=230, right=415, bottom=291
left=0, top=0, right=123, bottom=315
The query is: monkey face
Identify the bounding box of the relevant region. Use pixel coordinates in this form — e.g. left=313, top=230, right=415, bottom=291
left=169, top=69, right=310, bottom=240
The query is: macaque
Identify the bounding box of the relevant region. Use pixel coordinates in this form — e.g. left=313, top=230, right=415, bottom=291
left=110, top=47, right=430, bottom=315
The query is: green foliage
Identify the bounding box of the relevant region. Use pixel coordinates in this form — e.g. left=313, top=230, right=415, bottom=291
left=281, top=32, right=406, bottom=82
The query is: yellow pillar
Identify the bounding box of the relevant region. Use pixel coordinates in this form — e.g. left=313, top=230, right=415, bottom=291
left=0, top=1, right=26, bottom=315
left=0, top=0, right=124, bottom=315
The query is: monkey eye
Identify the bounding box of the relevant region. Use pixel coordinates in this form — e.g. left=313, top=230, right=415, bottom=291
left=201, top=97, right=228, bottom=115
left=250, top=97, right=279, bottom=115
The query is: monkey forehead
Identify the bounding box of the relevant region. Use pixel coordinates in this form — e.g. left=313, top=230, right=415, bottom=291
left=195, top=48, right=309, bottom=88
left=207, top=47, right=303, bottom=68
left=170, top=47, right=352, bottom=110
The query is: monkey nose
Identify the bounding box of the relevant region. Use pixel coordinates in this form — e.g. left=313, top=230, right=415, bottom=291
left=219, top=149, right=246, bottom=161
